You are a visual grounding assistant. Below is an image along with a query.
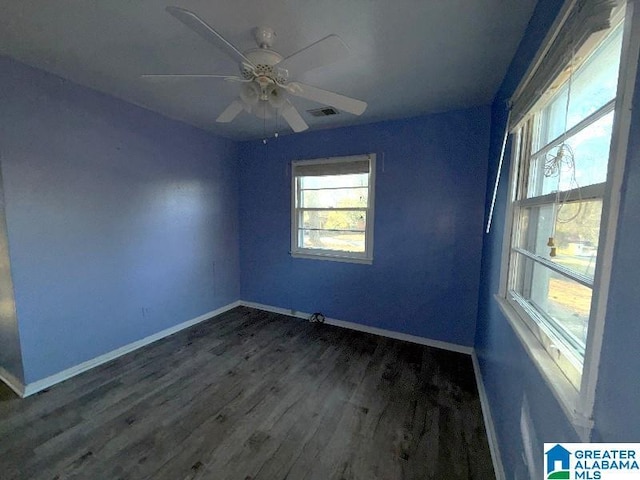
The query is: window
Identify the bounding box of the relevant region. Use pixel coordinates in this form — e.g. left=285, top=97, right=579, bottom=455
left=497, top=0, right=640, bottom=435
left=506, top=19, right=624, bottom=390
left=291, top=154, right=375, bottom=263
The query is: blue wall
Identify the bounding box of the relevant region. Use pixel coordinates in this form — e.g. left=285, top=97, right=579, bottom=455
left=475, top=2, right=580, bottom=477
left=476, top=0, right=640, bottom=476
left=238, top=108, right=490, bottom=347
left=0, top=56, right=240, bottom=384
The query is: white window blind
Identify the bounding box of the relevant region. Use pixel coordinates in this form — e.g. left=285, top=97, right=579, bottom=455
left=509, top=0, right=618, bottom=131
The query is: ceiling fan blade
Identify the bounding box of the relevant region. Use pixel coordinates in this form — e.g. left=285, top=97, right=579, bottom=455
left=166, top=6, right=255, bottom=67
left=287, top=82, right=367, bottom=116
left=216, top=99, right=245, bottom=123
left=277, top=35, right=348, bottom=77
left=140, top=74, right=243, bottom=81
left=281, top=101, right=309, bottom=132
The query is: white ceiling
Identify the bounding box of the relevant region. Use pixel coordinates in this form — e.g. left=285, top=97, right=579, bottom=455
left=0, top=0, right=537, bottom=140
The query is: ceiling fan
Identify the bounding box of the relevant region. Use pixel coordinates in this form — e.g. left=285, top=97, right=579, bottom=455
left=142, top=6, right=367, bottom=133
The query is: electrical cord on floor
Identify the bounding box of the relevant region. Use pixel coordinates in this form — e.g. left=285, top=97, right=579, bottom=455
left=309, top=312, right=325, bottom=323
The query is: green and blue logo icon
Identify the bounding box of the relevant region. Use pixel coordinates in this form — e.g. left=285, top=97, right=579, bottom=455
left=546, top=444, right=571, bottom=479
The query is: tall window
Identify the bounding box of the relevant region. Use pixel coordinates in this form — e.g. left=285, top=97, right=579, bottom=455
left=495, top=0, right=640, bottom=437
left=505, top=17, right=625, bottom=390
left=291, top=154, right=375, bottom=264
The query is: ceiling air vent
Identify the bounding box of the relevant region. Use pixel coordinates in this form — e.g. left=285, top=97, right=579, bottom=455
left=307, top=107, right=340, bottom=117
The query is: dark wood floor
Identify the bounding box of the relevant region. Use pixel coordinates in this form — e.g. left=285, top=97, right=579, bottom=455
left=0, top=306, right=494, bottom=480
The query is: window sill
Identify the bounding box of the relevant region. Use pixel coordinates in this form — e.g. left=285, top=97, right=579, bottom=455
left=290, top=251, right=373, bottom=265
left=494, top=294, right=593, bottom=441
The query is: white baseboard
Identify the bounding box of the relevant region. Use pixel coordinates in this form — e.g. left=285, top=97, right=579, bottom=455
left=239, top=300, right=473, bottom=355
left=0, top=365, right=25, bottom=397
left=472, top=352, right=505, bottom=480
left=22, top=300, right=242, bottom=397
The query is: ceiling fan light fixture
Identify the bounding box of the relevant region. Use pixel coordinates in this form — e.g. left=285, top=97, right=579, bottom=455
left=240, top=82, right=260, bottom=105
left=267, top=85, right=286, bottom=109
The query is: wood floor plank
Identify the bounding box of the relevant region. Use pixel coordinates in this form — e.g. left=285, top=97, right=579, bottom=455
left=0, top=306, right=495, bottom=479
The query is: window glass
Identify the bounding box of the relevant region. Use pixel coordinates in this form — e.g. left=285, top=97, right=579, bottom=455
left=300, top=186, right=368, bottom=209
left=300, top=173, right=367, bottom=190
left=514, top=256, right=592, bottom=349
left=528, top=111, right=614, bottom=197
left=299, top=229, right=365, bottom=253
left=518, top=200, right=602, bottom=280
left=301, top=211, right=367, bottom=232
left=534, top=24, right=624, bottom=151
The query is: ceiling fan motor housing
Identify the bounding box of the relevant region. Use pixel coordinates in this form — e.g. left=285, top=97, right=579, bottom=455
left=242, top=48, right=288, bottom=83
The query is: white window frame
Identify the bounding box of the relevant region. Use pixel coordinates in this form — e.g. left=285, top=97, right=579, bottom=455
left=496, top=0, right=640, bottom=440
left=290, top=154, right=376, bottom=264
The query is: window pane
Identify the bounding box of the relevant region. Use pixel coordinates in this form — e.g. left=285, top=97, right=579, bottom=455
left=518, top=200, right=602, bottom=279
left=534, top=23, right=623, bottom=150
left=300, top=173, right=368, bottom=189
left=514, top=254, right=591, bottom=349
left=536, top=87, right=568, bottom=152
left=553, top=201, right=602, bottom=277
left=299, top=229, right=365, bottom=252
left=302, top=210, right=366, bottom=231
left=528, top=111, right=614, bottom=197
left=566, top=24, right=623, bottom=126
left=300, top=187, right=368, bottom=208
left=514, top=205, right=553, bottom=252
